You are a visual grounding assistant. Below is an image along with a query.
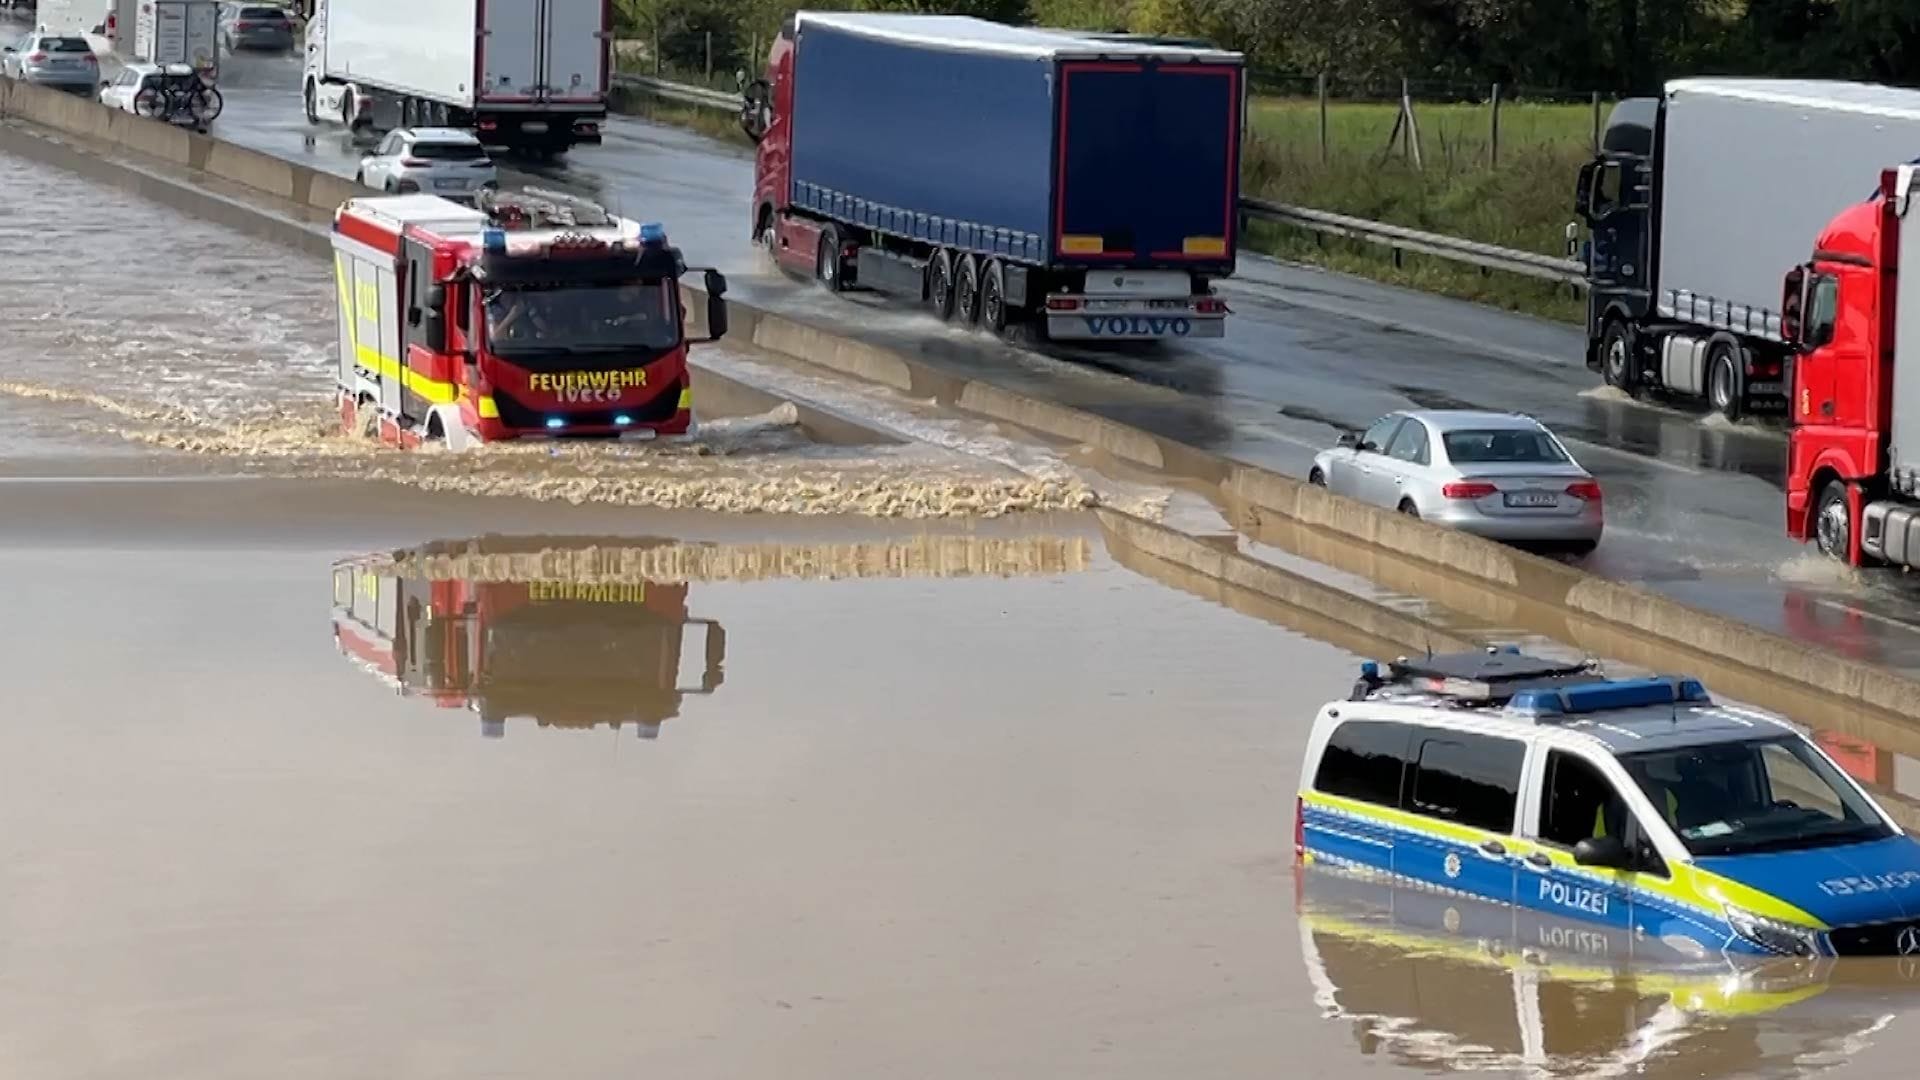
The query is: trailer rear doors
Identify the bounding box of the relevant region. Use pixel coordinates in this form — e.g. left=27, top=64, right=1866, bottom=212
left=479, top=0, right=607, bottom=105
left=1053, top=59, right=1241, bottom=267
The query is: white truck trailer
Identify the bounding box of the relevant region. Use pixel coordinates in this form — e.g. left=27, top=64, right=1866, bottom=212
left=133, top=0, right=218, bottom=73
left=301, top=0, right=610, bottom=157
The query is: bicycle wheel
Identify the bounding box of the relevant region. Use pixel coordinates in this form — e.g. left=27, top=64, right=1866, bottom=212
left=187, top=85, right=224, bottom=123
left=133, top=85, right=168, bottom=118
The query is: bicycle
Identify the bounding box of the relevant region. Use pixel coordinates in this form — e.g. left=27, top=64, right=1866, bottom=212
left=132, top=64, right=225, bottom=128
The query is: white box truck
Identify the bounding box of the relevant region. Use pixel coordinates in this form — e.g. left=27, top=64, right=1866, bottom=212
left=301, top=0, right=610, bottom=157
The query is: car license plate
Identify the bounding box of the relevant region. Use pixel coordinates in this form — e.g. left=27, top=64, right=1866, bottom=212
left=434, top=179, right=465, bottom=190
left=1747, top=381, right=1783, bottom=396
left=1505, top=491, right=1558, bottom=508
left=522, top=121, right=548, bottom=134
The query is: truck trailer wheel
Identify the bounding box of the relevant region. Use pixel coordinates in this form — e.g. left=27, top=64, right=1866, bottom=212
left=1600, top=320, right=1637, bottom=393
left=1815, top=480, right=1855, bottom=563
left=953, top=254, right=981, bottom=325
left=979, top=259, right=1009, bottom=334
left=928, top=250, right=957, bottom=319
left=1707, top=339, right=1744, bottom=422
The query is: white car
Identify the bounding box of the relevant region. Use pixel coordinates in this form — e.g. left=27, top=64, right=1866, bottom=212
left=98, top=62, right=222, bottom=127
left=355, top=128, right=498, bottom=201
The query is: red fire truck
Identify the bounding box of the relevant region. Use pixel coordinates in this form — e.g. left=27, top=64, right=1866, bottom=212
left=330, top=538, right=727, bottom=739
left=331, top=187, right=730, bottom=448
left=1783, top=164, right=1920, bottom=569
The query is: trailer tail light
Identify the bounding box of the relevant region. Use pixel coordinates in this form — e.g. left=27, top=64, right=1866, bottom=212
left=476, top=119, right=498, bottom=132
left=1746, top=359, right=1782, bottom=377
left=1194, top=297, right=1228, bottom=314
left=1442, top=482, right=1498, bottom=499
left=1293, top=796, right=1306, bottom=858
left=1566, top=480, right=1603, bottom=501
left=1045, top=297, right=1082, bottom=311
left=573, top=120, right=599, bottom=135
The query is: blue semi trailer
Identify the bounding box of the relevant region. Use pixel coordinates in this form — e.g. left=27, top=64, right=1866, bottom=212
left=741, top=12, right=1244, bottom=342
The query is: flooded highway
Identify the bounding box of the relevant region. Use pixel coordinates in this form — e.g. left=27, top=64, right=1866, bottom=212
left=110, top=43, right=1920, bottom=672
left=4, top=474, right=1920, bottom=1076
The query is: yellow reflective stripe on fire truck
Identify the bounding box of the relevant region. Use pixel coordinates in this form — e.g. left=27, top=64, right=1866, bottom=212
left=476, top=394, right=500, bottom=419
left=678, top=387, right=691, bottom=410
left=334, top=253, right=458, bottom=406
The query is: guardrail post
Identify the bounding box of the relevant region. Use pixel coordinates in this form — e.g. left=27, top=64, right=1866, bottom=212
left=1489, top=83, right=1501, bottom=170
left=1317, top=73, right=1328, bottom=165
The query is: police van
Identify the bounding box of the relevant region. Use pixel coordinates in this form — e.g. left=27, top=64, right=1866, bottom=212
left=1296, top=648, right=1920, bottom=959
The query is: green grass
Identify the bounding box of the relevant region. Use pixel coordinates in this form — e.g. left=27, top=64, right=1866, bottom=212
left=611, top=82, right=1602, bottom=321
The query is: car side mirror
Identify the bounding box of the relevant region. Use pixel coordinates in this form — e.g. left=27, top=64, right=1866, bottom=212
left=686, top=268, right=729, bottom=343
left=418, top=284, right=448, bottom=350
left=1336, top=432, right=1359, bottom=449
left=1573, top=835, right=1631, bottom=870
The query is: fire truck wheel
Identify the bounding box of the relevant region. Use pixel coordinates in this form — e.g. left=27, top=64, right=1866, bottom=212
left=1815, top=481, right=1853, bottom=562
left=1600, top=319, right=1637, bottom=393
left=1707, top=339, right=1744, bottom=421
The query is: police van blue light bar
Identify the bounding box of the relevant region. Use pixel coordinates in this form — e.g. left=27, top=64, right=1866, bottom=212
left=1508, top=677, right=1711, bottom=717
left=639, top=222, right=667, bottom=245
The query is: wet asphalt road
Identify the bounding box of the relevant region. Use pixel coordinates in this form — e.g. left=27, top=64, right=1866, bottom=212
left=28, top=38, right=1920, bottom=672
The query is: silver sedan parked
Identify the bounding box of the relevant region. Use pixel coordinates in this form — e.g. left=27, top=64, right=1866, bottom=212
left=1, top=32, right=100, bottom=94
left=1309, top=409, right=1603, bottom=553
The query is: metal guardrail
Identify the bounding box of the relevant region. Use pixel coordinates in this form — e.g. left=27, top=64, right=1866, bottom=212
left=612, top=73, right=1588, bottom=290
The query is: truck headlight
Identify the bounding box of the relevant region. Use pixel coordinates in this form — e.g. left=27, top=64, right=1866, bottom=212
left=1725, top=904, right=1821, bottom=957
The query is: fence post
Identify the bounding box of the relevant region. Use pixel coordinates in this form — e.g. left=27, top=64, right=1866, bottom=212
left=1591, top=90, right=1601, bottom=154
left=1489, top=82, right=1501, bottom=169
left=704, top=31, right=713, bottom=82
left=652, top=21, right=661, bottom=77
left=1401, top=77, right=1422, bottom=169
left=1317, top=72, right=1328, bottom=165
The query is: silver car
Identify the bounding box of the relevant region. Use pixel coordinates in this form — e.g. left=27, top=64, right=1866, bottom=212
left=355, top=127, right=498, bottom=200
left=1309, top=409, right=1603, bottom=553
left=1, top=32, right=100, bottom=94
left=219, top=4, right=297, bottom=53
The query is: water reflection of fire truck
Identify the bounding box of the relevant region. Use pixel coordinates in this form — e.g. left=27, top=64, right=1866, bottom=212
left=330, top=539, right=725, bottom=739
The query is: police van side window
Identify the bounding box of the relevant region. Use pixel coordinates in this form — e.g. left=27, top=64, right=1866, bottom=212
left=1313, top=720, right=1413, bottom=808
left=1407, top=732, right=1524, bottom=833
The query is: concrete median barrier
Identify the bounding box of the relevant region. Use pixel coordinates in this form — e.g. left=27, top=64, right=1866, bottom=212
left=3, top=98, right=1915, bottom=722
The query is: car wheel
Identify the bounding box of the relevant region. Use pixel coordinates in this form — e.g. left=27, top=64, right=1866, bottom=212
left=1308, top=468, right=1326, bottom=487
left=1601, top=319, right=1636, bottom=393
left=1815, top=480, right=1854, bottom=563
left=1399, top=500, right=1420, bottom=518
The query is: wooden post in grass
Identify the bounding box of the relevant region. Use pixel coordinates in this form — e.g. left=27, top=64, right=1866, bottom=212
left=652, top=20, right=662, bottom=77
left=705, top=31, right=714, bottom=82
left=1489, top=83, right=1502, bottom=169
left=1317, top=72, right=1329, bottom=164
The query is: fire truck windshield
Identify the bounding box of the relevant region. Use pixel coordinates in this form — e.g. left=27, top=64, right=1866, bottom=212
left=483, top=282, right=679, bottom=358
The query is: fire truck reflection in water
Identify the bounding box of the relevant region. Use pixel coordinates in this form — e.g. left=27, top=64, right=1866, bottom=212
left=329, top=542, right=725, bottom=739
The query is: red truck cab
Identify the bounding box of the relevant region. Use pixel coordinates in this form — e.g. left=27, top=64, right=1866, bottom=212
left=1785, top=166, right=1920, bottom=569
left=332, top=188, right=730, bottom=448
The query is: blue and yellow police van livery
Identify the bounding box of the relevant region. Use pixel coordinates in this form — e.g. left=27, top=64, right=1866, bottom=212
left=1294, top=866, right=1912, bottom=1077
left=1294, top=648, right=1920, bottom=960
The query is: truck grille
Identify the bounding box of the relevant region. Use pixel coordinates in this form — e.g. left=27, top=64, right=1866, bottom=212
left=1827, top=918, right=1920, bottom=957
left=492, top=380, right=683, bottom=431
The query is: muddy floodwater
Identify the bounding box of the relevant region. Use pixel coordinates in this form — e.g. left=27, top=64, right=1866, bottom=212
left=1, top=475, right=1919, bottom=1078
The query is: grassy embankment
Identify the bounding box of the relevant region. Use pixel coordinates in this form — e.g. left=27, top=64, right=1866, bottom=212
left=612, top=81, right=1599, bottom=323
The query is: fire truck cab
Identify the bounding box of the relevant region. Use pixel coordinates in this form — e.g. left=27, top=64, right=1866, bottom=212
left=331, top=186, right=729, bottom=448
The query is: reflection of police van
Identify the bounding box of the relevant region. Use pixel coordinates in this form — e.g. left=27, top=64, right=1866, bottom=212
left=1295, top=867, right=1911, bottom=1077
left=1296, top=648, right=1920, bottom=959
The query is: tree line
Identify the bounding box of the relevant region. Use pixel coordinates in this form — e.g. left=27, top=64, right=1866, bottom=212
left=615, top=0, right=1920, bottom=94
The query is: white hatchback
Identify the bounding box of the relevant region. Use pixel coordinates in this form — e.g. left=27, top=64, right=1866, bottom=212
left=355, top=128, right=498, bottom=201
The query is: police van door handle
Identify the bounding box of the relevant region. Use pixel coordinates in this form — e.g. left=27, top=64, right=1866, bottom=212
left=1478, top=840, right=1507, bottom=857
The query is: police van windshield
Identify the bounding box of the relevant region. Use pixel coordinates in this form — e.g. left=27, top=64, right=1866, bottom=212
left=483, top=283, right=678, bottom=357
left=1617, top=736, right=1891, bottom=857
